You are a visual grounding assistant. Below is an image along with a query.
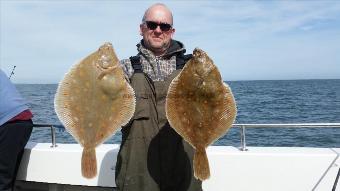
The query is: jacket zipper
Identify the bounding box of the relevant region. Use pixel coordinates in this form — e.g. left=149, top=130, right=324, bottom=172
left=155, top=57, right=161, bottom=81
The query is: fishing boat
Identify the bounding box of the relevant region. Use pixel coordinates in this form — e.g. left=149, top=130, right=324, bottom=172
left=14, top=123, right=340, bottom=191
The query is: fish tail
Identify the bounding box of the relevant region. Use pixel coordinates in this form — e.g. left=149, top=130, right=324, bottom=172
left=193, top=147, right=210, bottom=180
left=81, top=147, right=97, bottom=178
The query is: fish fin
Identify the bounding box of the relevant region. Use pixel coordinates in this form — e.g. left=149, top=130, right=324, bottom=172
left=193, top=147, right=210, bottom=181
left=81, top=147, right=97, bottom=178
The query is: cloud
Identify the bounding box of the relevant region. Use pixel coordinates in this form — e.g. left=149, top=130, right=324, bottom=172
left=1, top=1, right=339, bottom=83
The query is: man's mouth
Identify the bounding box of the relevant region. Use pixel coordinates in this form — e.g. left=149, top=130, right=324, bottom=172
left=152, top=36, right=163, bottom=41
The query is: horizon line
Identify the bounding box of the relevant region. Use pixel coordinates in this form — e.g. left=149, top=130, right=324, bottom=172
left=12, top=78, right=340, bottom=85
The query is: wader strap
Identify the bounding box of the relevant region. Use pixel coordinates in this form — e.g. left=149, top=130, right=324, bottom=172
left=129, top=56, right=143, bottom=73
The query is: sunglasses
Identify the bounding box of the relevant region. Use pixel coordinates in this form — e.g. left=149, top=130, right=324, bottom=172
left=144, top=21, right=172, bottom=32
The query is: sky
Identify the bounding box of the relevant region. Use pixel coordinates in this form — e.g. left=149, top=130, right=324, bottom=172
left=1, top=0, right=340, bottom=84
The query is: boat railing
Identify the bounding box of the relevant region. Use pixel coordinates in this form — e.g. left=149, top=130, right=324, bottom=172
left=32, top=124, right=64, bottom=148
left=33, top=123, right=340, bottom=150
left=233, top=123, right=340, bottom=151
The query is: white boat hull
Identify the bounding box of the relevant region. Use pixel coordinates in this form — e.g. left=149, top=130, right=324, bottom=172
left=16, top=142, right=340, bottom=191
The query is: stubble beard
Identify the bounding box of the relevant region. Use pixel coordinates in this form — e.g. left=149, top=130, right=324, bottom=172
left=150, top=40, right=170, bottom=56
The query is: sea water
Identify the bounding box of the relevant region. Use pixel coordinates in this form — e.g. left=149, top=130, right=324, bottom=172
left=16, top=79, right=340, bottom=147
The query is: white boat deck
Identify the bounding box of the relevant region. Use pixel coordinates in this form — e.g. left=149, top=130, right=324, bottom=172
left=16, top=142, right=340, bottom=191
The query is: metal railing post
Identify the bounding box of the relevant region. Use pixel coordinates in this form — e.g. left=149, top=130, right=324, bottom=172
left=50, top=126, right=57, bottom=148
left=240, top=125, right=248, bottom=151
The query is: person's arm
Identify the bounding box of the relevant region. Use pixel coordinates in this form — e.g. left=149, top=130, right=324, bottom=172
left=120, top=59, right=134, bottom=82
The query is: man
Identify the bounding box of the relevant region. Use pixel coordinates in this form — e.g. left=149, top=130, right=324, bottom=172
left=115, top=3, right=202, bottom=191
left=0, top=69, right=33, bottom=191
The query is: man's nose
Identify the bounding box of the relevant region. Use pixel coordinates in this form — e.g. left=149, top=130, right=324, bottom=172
left=154, top=25, right=162, bottom=33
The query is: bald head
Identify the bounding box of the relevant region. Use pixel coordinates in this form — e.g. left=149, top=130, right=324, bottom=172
left=140, top=3, right=175, bottom=56
left=142, top=3, right=173, bottom=25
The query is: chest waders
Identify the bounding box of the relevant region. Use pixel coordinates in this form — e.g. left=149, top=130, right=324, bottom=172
left=115, top=54, right=202, bottom=191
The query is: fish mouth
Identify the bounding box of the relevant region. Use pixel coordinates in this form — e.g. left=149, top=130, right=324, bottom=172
left=193, top=48, right=206, bottom=58
left=192, top=48, right=214, bottom=77
left=193, top=48, right=207, bottom=64
left=103, top=42, right=113, bottom=47
left=99, top=42, right=113, bottom=51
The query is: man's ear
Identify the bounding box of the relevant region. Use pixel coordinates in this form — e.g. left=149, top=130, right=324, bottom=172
left=170, top=28, right=175, bottom=38
left=139, top=24, right=144, bottom=36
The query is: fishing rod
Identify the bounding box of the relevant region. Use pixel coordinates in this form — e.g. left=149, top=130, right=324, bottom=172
left=9, top=65, right=16, bottom=79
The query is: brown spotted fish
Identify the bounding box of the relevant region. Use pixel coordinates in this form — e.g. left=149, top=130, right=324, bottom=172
left=166, top=48, right=237, bottom=181
left=54, top=42, right=135, bottom=178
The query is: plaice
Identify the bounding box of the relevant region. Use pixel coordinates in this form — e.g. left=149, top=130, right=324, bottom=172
left=54, top=42, right=135, bottom=178
left=165, top=48, right=237, bottom=180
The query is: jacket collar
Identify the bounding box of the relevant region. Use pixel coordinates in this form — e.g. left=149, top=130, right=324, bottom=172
left=137, top=39, right=186, bottom=60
